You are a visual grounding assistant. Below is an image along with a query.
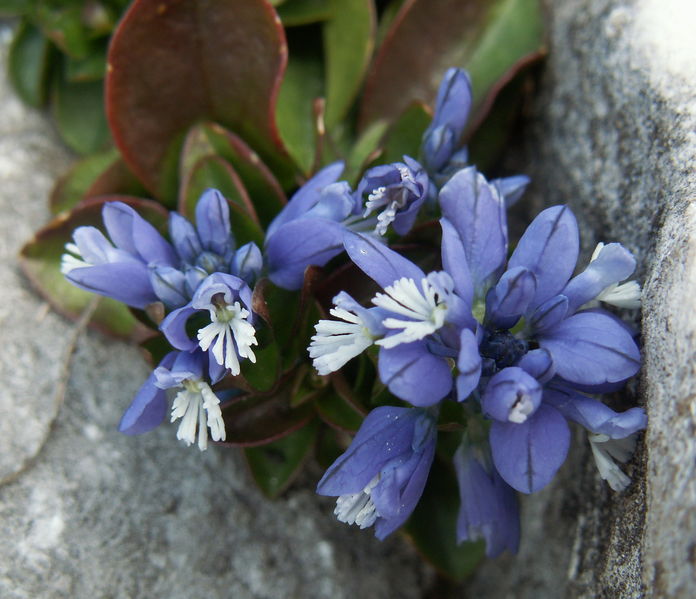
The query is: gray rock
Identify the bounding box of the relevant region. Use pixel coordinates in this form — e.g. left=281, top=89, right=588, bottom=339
left=0, top=23, right=433, bottom=599
left=466, top=0, right=696, bottom=597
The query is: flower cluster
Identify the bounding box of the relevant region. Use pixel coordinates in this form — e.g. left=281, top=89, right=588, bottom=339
left=60, top=67, right=645, bottom=558
left=310, top=163, right=645, bottom=554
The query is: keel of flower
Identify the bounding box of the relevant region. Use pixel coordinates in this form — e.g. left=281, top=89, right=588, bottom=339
left=170, top=379, right=226, bottom=451
left=588, top=432, right=637, bottom=491
left=373, top=275, right=452, bottom=348
left=197, top=299, right=257, bottom=375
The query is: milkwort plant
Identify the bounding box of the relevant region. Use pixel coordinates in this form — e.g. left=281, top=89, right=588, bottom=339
left=57, top=66, right=645, bottom=561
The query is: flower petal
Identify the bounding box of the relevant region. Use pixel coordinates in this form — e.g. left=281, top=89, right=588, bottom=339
left=485, top=266, right=536, bottom=329
left=266, top=161, right=345, bottom=238
left=539, top=311, right=641, bottom=386
left=545, top=385, right=647, bottom=438
left=195, top=189, right=234, bottom=256
left=456, top=328, right=481, bottom=401
left=562, top=243, right=636, bottom=313
left=490, top=404, right=570, bottom=494
left=66, top=262, right=158, bottom=309
left=343, top=231, right=425, bottom=290
left=439, top=167, right=507, bottom=296
left=508, top=205, right=579, bottom=310
left=378, top=341, right=452, bottom=406
left=266, top=218, right=346, bottom=290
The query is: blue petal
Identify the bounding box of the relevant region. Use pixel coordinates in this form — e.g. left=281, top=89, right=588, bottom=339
left=544, top=385, right=647, bottom=438
left=266, top=218, right=346, bottom=290
left=482, top=367, right=542, bottom=423
left=149, top=265, right=189, bottom=308
left=160, top=305, right=198, bottom=351
left=66, top=262, right=158, bottom=309
left=456, top=328, right=481, bottom=401
left=72, top=226, right=118, bottom=264
left=440, top=218, right=474, bottom=305
left=378, top=341, right=452, bottom=406
left=529, top=294, right=569, bottom=333
left=508, top=205, right=579, bottom=310
left=191, top=272, right=250, bottom=311
left=231, top=242, right=263, bottom=286
left=169, top=212, right=202, bottom=264
left=454, top=444, right=520, bottom=557
left=538, top=311, right=641, bottom=386
left=195, top=189, right=234, bottom=256
left=102, top=201, right=177, bottom=266
left=490, top=404, right=570, bottom=493
left=373, top=439, right=436, bottom=540
left=266, top=161, right=345, bottom=238
left=562, top=243, right=636, bottom=313
left=491, top=175, right=530, bottom=208
left=438, top=167, right=507, bottom=296
left=316, top=406, right=419, bottom=495
left=485, top=266, right=536, bottom=329
left=517, top=348, right=555, bottom=383
left=343, top=231, right=425, bottom=290
left=303, top=181, right=355, bottom=221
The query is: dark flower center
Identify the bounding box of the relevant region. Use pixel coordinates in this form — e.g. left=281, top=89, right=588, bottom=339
left=480, top=330, right=528, bottom=375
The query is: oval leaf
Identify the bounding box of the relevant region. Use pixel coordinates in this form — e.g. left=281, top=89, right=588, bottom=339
left=359, top=0, right=544, bottom=132
left=8, top=21, right=51, bottom=107
left=323, top=0, right=376, bottom=127
left=106, top=0, right=293, bottom=199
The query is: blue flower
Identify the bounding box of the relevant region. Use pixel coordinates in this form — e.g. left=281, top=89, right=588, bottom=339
left=421, top=68, right=472, bottom=176
left=438, top=166, right=644, bottom=492
left=119, top=350, right=227, bottom=450
left=265, top=161, right=363, bottom=290
left=355, top=156, right=430, bottom=236
left=61, top=201, right=178, bottom=308
left=160, top=272, right=257, bottom=376
left=317, top=406, right=437, bottom=539
left=453, top=441, right=519, bottom=557
left=62, top=191, right=263, bottom=310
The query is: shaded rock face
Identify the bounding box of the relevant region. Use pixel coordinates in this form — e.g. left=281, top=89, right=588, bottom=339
left=0, top=23, right=433, bottom=599
left=467, top=0, right=696, bottom=597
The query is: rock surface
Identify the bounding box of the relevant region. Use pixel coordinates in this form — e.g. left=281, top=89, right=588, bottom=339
left=0, top=22, right=433, bottom=599
left=466, top=0, right=696, bottom=597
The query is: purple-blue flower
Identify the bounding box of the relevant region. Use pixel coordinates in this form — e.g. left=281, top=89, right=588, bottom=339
left=438, top=166, right=643, bottom=493
left=356, top=156, right=430, bottom=236
left=317, top=406, right=437, bottom=539
left=61, top=201, right=177, bottom=308
left=454, top=442, right=520, bottom=557
left=265, top=161, right=363, bottom=290
left=160, top=272, right=257, bottom=376
left=421, top=67, right=472, bottom=175
left=119, top=350, right=227, bottom=450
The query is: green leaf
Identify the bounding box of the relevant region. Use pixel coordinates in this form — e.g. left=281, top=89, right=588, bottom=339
left=8, top=21, right=52, bottom=108
left=244, top=419, right=318, bottom=497
left=106, top=0, right=295, bottom=200
left=50, top=147, right=121, bottom=214
left=201, top=123, right=287, bottom=227
left=277, top=0, right=331, bottom=26
left=315, top=391, right=364, bottom=433
left=179, top=155, right=265, bottom=248
left=404, top=458, right=485, bottom=582
left=359, top=0, right=544, bottom=134
left=276, top=49, right=323, bottom=175
left=35, top=4, right=91, bottom=58
left=240, top=341, right=281, bottom=392
left=380, top=101, right=431, bottom=165
left=344, top=117, right=387, bottom=182
left=19, top=196, right=168, bottom=342
left=65, top=42, right=107, bottom=81
left=323, top=0, right=375, bottom=127
left=52, top=69, right=110, bottom=155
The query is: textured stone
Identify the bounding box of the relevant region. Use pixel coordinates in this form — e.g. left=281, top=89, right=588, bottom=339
left=466, top=0, right=696, bottom=597
left=0, top=22, right=433, bottom=599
